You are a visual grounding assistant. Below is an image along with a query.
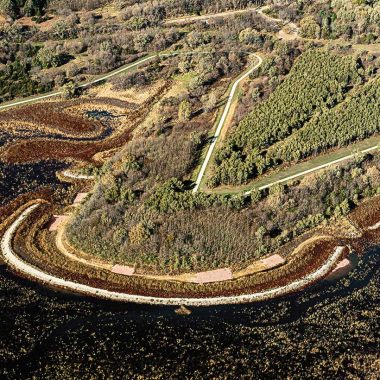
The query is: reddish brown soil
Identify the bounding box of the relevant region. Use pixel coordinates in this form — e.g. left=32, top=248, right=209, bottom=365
left=349, top=194, right=380, bottom=229
left=0, top=85, right=165, bottom=164
left=0, top=189, right=52, bottom=235
left=1, top=127, right=132, bottom=163
left=0, top=103, right=103, bottom=136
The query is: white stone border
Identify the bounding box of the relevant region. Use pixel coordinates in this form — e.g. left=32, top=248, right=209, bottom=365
left=62, top=170, right=94, bottom=180
left=368, top=220, right=380, bottom=230
left=1, top=204, right=345, bottom=306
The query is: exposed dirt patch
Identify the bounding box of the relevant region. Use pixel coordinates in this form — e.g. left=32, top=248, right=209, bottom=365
left=15, top=15, right=63, bottom=32
left=88, top=80, right=167, bottom=105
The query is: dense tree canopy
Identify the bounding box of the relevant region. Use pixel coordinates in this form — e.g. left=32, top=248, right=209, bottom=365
left=0, top=0, right=47, bottom=18
left=268, top=77, right=380, bottom=164
left=211, top=49, right=362, bottom=186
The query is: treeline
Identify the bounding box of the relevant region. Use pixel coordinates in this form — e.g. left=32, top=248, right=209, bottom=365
left=0, top=0, right=111, bottom=18
left=0, top=0, right=276, bottom=102
left=118, top=0, right=266, bottom=22
left=0, top=0, right=266, bottom=102
left=332, top=0, right=380, bottom=42
left=0, top=69, right=53, bottom=101
left=48, top=0, right=109, bottom=13
left=210, top=49, right=361, bottom=186
left=0, top=15, right=182, bottom=101
left=110, top=51, right=247, bottom=94
left=0, top=0, right=266, bottom=19
left=267, top=77, right=380, bottom=164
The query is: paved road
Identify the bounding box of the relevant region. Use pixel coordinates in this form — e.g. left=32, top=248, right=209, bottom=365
left=193, top=54, right=263, bottom=192
left=1, top=204, right=344, bottom=306
left=246, top=145, right=380, bottom=195
left=0, top=54, right=157, bottom=111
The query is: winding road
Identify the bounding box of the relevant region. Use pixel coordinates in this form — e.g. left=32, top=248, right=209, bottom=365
left=1, top=204, right=344, bottom=306
left=193, top=54, right=263, bottom=192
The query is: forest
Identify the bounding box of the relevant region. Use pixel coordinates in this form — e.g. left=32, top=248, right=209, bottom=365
left=267, top=76, right=380, bottom=164
left=267, top=0, right=380, bottom=43
left=0, top=0, right=265, bottom=19
left=210, top=49, right=364, bottom=186
left=2, top=0, right=380, bottom=103
left=0, top=0, right=273, bottom=103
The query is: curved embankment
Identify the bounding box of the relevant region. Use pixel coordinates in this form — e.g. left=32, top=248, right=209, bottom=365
left=62, top=170, right=94, bottom=180
left=1, top=204, right=345, bottom=306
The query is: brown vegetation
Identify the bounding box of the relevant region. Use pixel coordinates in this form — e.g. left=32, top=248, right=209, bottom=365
left=0, top=80, right=171, bottom=164
left=0, top=102, right=103, bottom=136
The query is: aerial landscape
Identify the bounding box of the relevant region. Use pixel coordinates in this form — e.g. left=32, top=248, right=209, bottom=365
left=0, top=0, right=379, bottom=378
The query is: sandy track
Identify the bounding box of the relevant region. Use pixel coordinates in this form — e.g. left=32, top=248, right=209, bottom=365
left=62, top=170, right=94, bottom=180
left=0, top=55, right=157, bottom=112
left=165, top=7, right=258, bottom=24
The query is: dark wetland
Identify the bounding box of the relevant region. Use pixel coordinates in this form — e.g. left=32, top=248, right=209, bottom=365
left=0, top=161, right=69, bottom=206
left=0, top=249, right=378, bottom=379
